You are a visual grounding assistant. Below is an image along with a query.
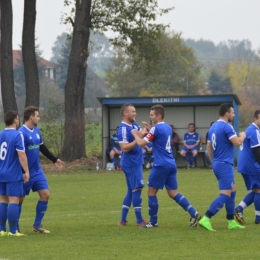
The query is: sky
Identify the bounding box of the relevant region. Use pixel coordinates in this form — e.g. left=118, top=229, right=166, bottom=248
left=12, top=0, right=260, bottom=61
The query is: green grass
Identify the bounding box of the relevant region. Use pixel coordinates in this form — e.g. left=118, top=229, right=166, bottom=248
left=1, top=168, right=260, bottom=260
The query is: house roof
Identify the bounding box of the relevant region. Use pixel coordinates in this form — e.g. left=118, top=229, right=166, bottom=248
left=12, top=50, right=58, bottom=69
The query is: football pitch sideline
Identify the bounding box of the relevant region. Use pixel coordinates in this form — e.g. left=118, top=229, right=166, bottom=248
left=1, top=168, right=260, bottom=260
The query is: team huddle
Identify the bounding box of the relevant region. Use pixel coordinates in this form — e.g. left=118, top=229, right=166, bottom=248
left=1, top=103, right=259, bottom=236
left=0, top=106, right=63, bottom=237
left=117, top=103, right=260, bottom=231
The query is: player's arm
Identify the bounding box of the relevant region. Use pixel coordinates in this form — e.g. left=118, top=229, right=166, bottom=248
left=131, top=129, right=149, bottom=147
left=230, top=132, right=246, bottom=146
left=119, top=140, right=138, bottom=153
left=206, top=142, right=213, bottom=163
left=17, top=151, right=30, bottom=183
left=40, top=144, right=63, bottom=168
left=252, top=146, right=260, bottom=164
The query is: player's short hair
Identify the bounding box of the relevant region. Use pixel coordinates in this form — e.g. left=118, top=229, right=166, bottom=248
left=4, top=110, right=18, bottom=126
left=188, top=123, right=195, bottom=128
left=219, top=103, right=233, bottom=117
left=120, top=104, right=134, bottom=116
left=253, top=110, right=260, bottom=119
left=24, top=106, right=39, bottom=121
left=150, top=104, right=164, bottom=119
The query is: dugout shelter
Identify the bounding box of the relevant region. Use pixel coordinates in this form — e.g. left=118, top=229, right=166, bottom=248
left=98, top=94, right=241, bottom=168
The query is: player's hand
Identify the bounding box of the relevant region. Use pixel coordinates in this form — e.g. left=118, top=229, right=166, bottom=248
left=240, top=132, right=246, bottom=139
left=131, top=129, right=139, bottom=136
left=23, top=172, right=30, bottom=184
left=55, top=159, right=64, bottom=169
left=140, top=127, right=148, bottom=137
left=142, top=121, right=151, bottom=131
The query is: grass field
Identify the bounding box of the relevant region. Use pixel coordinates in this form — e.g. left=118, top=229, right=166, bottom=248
left=1, top=167, right=260, bottom=260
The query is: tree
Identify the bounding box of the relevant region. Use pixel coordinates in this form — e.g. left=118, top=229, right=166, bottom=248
left=22, top=0, right=40, bottom=107
left=208, top=71, right=233, bottom=94
left=0, top=0, right=18, bottom=113
left=61, top=0, right=172, bottom=160
left=106, top=32, right=202, bottom=96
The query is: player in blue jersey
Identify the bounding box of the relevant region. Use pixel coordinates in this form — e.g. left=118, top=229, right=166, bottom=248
left=180, top=123, right=200, bottom=168
left=132, top=104, right=201, bottom=228
left=117, top=104, right=148, bottom=227
left=199, top=103, right=246, bottom=231
left=235, top=110, right=260, bottom=225
left=0, top=111, right=29, bottom=236
left=18, top=106, right=63, bottom=234
left=108, top=126, right=122, bottom=170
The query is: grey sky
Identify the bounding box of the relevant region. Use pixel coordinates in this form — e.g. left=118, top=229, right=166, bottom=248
left=12, top=0, right=260, bottom=60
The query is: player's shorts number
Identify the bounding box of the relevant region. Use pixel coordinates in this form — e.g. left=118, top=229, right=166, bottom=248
left=0, top=142, right=7, bottom=160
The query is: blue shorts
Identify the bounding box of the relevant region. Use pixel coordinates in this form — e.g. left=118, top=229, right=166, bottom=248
left=241, top=174, right=260, bottom=190
left=213, top=161, right=235, bottom=190
left=23, top=172, right=49, bottom=196
left=122, top=165, right=144, bottom=190
left=148, top=165, right=178, bottom=190
left=0, top=181, right=23, bottom=196
left=182, top=146, right=198, bottom=153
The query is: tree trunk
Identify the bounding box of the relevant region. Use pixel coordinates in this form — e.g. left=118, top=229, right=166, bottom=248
left=0, top=0, right=18, bottom=113
left=22, top=0, right=39, bottom=107
left=61, top=0, right=91, bottom=160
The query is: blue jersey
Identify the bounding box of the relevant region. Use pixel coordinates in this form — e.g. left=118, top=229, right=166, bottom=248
left=110, top=133, right=121, bottom=150
left=19, top=125, right=43, bottom=176
left=117, top=121, right=143, bottom=167
left=183, top=132, right=200, bottom=145
left=144, top=122, right=175, bottom=167
left=0, top=128, right=25, bottom=182
left=208, top=120, right=236, bottom=164
left=238, top=123, right=260, bottom=175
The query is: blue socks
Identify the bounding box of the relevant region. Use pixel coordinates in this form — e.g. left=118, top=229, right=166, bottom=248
left=7, top=203, right=19, bottom=234
left=206, top=194, right=229, bottom=217
left=17, top=203, right=22, bottom=231
left=254, top=193, right=260, bottom=222
left=111, top=158, right=118, bottom=168
left=120, top=189, right=132, bottom=222
left=225, top=191, right=236, bottom=220
left=173, top=193, right=196, bottom=217
left=237, top=191, right=255, bottom=212
left=34, top=201, right=48, bottom=227
left=0, top=202, right=8, bottom=232
left=132, top=190, right=143, bottom=224
left=148, top=196, right=158, bottom=224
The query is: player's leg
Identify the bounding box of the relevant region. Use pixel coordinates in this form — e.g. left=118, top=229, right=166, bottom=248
left=129, top=166, right=146, bottom=226
left=0, top=183, right=8, bottom=236
left=235, top=174, right=254, bottom=224
left=254, top=188, right=260, bottom=224
left=140, top=167, right=165, bottom=228
left=118, top=174, right=132, bottom=226
left=166, top=167, right=201, bottom=227
left=110, top=149, right=119, bottom=169
left=32, top=174, right=50, bottom=233
left=180, top=148, right=189, bottom=162
left=199, top=162, right=232, bottom=231
left=190, top=149, right=198, bottom=167
left=7, top=181, right=26, bottom=236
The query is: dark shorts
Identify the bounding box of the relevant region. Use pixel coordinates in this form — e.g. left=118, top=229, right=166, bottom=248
left=123, top=165, right=144, bottom=190
left=241, top=174, right=260, bottom=190
left=148, top=165, right=178, bottom=190
left=182, top=146, right=198, bottom=153
left=0, top=180, right=23, bottom=196
left=213, top=161, right=235, bottom=190
left=23, top=172, right=49, bottom=196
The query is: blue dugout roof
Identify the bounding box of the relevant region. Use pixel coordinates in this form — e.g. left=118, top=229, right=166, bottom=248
left=98, top=94, right=241, bottom=106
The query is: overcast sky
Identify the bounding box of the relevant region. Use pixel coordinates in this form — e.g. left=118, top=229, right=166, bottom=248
left=12, top=0, right=260, bottom=60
